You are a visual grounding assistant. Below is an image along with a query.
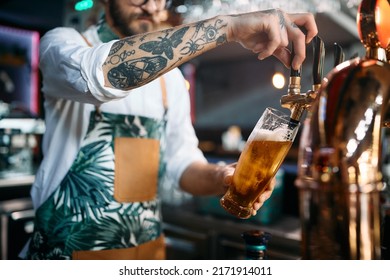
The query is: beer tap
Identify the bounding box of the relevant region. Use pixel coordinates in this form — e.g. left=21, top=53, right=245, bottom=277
left=311, top=36, right=326, bottom=92
left=280, top=36, right=325, bottom=121
left=333, top=43, right=345, bottom=67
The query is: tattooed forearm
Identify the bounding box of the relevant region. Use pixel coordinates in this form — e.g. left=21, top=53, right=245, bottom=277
left=108, top=41, right=125, bottom=56
left=139, top=26, right=189, bottom=60
left=102, top=16, right=229, bottom=90
left=181, top=19, right=227, bottom=55
left=105, top=39, right=137, bottom=67
left=107, top=56, right=167, bottom=89
left=105, top=49, right=136, bottom=65
left=104, top=26, right=189, bottom=88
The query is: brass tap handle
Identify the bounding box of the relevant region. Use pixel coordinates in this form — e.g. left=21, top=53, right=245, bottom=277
left=281, top=38, right=324, bottom=121
left=290, top=43, right=301, bottom=78
left=333, top=43, right=345, bottom=67
left=288, top=43, right=302, bottom=95
left=312, top=36, right=325, bottom=86
left=288, top=44, right=302, bottom=94
left=281, top=43, right=303, bottom=121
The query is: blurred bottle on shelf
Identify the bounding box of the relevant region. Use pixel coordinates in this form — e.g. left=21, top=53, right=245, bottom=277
left=241, top=230, right=271, bottom=260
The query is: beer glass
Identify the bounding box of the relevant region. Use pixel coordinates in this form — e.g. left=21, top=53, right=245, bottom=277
left=220, top=107, right=300, bottom=219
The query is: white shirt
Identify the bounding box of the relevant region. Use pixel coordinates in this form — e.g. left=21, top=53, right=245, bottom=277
left=31, top=25, right=206, bottom=209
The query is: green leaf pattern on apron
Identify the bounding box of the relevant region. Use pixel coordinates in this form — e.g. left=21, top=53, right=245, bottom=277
left=26, top=111, right=167, bottom=259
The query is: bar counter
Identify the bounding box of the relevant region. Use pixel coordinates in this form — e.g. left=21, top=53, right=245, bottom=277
left=162, top=201, right=301, bottom=260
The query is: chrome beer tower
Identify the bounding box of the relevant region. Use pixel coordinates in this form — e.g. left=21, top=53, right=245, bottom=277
left=281, top=0, right=390, bottom=259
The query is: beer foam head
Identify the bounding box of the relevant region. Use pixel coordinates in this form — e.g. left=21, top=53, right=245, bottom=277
left=250, top=126, right=291, bottom=142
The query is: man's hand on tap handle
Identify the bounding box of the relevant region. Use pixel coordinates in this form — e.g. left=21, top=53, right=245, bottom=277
left=227, top=9, right=318, bottom=70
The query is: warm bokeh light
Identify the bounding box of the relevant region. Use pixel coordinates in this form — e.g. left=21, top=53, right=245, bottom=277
left=272, top=72, right=285, bottom=89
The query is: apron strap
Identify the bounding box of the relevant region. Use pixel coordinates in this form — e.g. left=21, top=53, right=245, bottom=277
left=81, top=34, right=92, bottom=47
left=159, top=76, right=168, bottom=118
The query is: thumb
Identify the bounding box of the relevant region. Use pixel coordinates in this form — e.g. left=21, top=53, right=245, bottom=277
left=224, top=174, right=233, bottom=186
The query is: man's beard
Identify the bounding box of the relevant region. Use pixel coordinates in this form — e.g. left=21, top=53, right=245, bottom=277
left=108, top=0, right=154, bottom=37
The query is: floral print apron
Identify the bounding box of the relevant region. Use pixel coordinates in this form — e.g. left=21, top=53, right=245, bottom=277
left=26, top=78, right=168, bottom=260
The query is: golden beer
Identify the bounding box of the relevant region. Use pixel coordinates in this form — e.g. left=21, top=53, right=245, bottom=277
left=220, top=107, right=299, bottom=219
left=220, top=139, right=292, bottom=219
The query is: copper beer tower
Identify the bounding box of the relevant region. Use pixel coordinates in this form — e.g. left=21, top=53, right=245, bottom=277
left=285, top=0, right=390, bottom=259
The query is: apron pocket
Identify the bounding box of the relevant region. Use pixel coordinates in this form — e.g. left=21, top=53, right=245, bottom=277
left=114, top=137, right=160, bottom=202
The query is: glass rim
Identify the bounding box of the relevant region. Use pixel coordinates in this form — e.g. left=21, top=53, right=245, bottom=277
left=264, top=107, right=291, bottom=123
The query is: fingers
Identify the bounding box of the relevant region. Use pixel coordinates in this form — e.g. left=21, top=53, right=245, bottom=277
left=251, top=191, right=271, bottom=216
left=255, top=12, right=289, bottom=61
left=264, top=177, right=276, bottom=192
left=287, top=13, right=318, bottom=69
left=289, top=13, right=318, bottom=43
left=222, top=163, right=235, bottom=191
left=223, top=174, right=233, bottom=187
left=251, top=178, right=276, bottom=216
left=261, top=11, right=318, bottom=70
left=287, top=25, right=307, bottom=69
left=230, top=9, right=317, bottom=70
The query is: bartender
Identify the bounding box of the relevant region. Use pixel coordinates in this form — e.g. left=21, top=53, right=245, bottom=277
left=23, top=0, right=318, bottom=259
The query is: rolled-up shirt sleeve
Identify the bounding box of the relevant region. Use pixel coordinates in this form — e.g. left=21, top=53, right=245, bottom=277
left=39, top=27, right=130, bottom=105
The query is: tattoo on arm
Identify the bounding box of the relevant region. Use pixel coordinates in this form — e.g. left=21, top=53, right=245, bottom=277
left=139, top=26, right=189, bottom=59
left=104, top=18, right=228, bottom=89
left=264, top=9, right=286, bottom=30
left=105, top=27, right=189, bottom=87
left=264, top=9, right=298, bottom=31
left=181, top=19, right=227, bottom=55
left=107, top=56, right=167, bottom=89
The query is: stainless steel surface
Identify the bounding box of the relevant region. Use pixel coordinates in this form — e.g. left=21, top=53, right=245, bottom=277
left=296, top=0, right=390, bottom=259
